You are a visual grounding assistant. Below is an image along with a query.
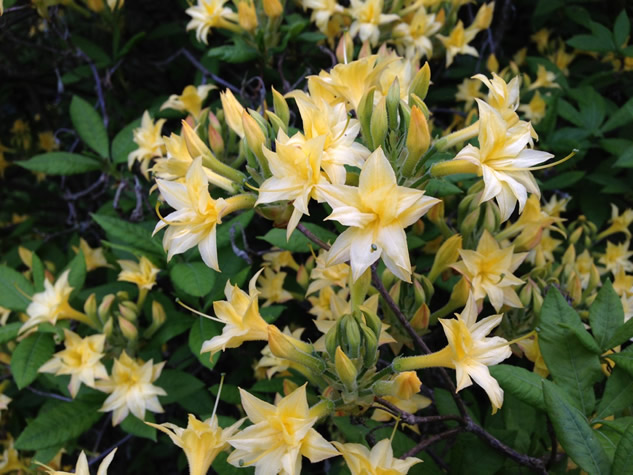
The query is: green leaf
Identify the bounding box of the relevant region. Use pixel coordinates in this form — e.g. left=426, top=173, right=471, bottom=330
left=0, top=265, right=33, bottom=311
left=18, top=152, right=101, bottom=175
left=567, top=34, right=613, bottom=52
left=216, top=210, right=255, bottom=250
left=558, top=322, right=602, bottom=354
left=209, top=383, right=241, bottom=405
left=70, top=96, right=109, bottom=158
left=260, top=305, right=284, bottom=324
left=543, top=382, right=611, bottom=475
left=606, top=318, right=633, bottom=349
left=612, top=421, right=633, bottom=475
left=120, top=413, right=156, bottom=441
left=15, top=400, right=103, bottom=450
left=92, top=214, right=164, bottom=260
left=425, top=178, right=463, bottom=197
left=614, top=10, right=631, bottom=48
left=488, top=364, right=545, bottom=411
left=590, top=280, right=625, bottom=350
left=259, top=223, right=336, bottom=253
left=207, top=38, right=258, bottom=63
left=170, top=262, right=216, bottom=297
left=609, top=346, right=633, bottom=378
left=614, top=146, right=633, bottom=168
left=65, top=249, right=87, bottom=291
left=156, top=369, right=205, bottom=404
left=602, top=97, right=633, bottom=133
left=111, top=119, right=141, bottom=164
left=188, top=317, right=220, bottom=370
left=538, top=288, right=603, bottom=415
left=0, top=322, right=21, bottom=344
left=31, top=252, right=45, bottom=292
left=11, top=333, right=55, bottom=389
left=595, top=367, right=633, bottom=420
left=540, top=171, right=585, bottom=191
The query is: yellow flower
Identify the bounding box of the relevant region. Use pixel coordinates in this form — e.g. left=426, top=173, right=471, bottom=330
left=598, top=204, right=633, bottom=240
left=38, top=131, right=59, bottom=152
left=319, top=147, right=440, bottom=282
left=96, top=352, right=166, bottom=425
left=20, top=270, right=91, bottom=334
left=528, top=64, right=560, bottom=90
left=73, top=238, right=111, bottom=272
left=301, top=0, right=344, bottom=35
left=455, top=78, right=484, bottom=109
left=548, top=44, right=575, bottom=76
left=333, top=438, right=421, bottom=475
left=117, top=256, right=160, bottom=290
left=186, top=0, right=241, bottom=45
left=256, top=266, right=293, bottom=307
left=152, top=133, right=192, bottom=181
left=526, top=230, right=562, bottom=267
left=531, top=28, right=550, bottom=53
left=451, top=99, right=554, bottom=221
left=574, top=249, right=598, bottom=289
left=438, top=21, right=479, bottom=66
left=473, top=72, right=521, bottom=125
left=200, top=269, right=269, bottom=356
left=451, top=230, right=526, bottom=311
left=237, top=0, right=258, bottom=32
left=227, top=384, right=338, bottom=474
left=518, top=91, right=546, bottom=124
left=39, top=449, right=116, bottom=475
left=255, top=326, right=305, bottom=379
left=394, top=293, right=512, bottom=412
left=220, top=89, right=246, bottom=138
left=263, top=249, right=300, bottom=272
left=348, top=0, right=399, bottom=45
left=598, top=241, right=633, bottom=275
left=306, top=249, right=350, bottom=296
left=517, top=334, right=548, bottom=377
left=39, top=329, right=108, bottom=398
left=286, top=91, right=370, bottom=184
left=154, top=157, right=254, bottom=271
left=308, top=286, right=348, bottom=321
left=393, top=7, right=441, bottom=60
left=255, top=131, right=327, bottom=239
left=147, top=414, right=244, bottom=475
left=161, top=84, right=217, bottom=118
left=613, top=268, right=633, bottom=298
left=128, top=111, right=166, bottom=179
left=10, top=119, right=31, bottom=149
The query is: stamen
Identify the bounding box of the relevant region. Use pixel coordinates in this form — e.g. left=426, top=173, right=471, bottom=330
left=14, top=284, right=32, bottom=301
left=175, top=298, right=225, bottom=324
left=155, top=202, right=177, bottom=225
left=211, top=372, right=226, bottom=420
left=494, top=149, right=577, bottom=172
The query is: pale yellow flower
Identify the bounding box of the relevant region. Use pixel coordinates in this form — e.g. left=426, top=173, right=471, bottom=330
left=531, top=29, right=550, bottom=53
left=154, top=157, right=253, bottom=271
left=526, top=230, right=562, bottom=267
left=117, top=256, right=160, bottom=290
left=599, top=241, right=633, bottom=275
left=548, top=44, right=575, bottom=76
left=451, top=230, right=526, bottom=311
left=227, top=384, right=338, bottom=474
left=200, top=269, right=269, bottom=355
left=319, top=147, right=440, bottom=282
left=256, top=267, right=293, bottom=307
left=348, top=0, right=399, bottom=45
left=455, top=78, right=485, bottom=109
left=518, top=91, right=546, bottom=124
left=575, top=249, right=598, bottom=289
left=393, top=7, right=442, bottom=60
left=161, top=84, right=217, bottom=118
left=306, top=249, right=350, bottom=296
left=598, top=204, right=633, bottom=240
left=20, top=270, right=90, bottom=334
left=517, top=334, right=548, bottom=377
left=438, top=21, right=479, bottom=66
left=308, top=286, right=348, bottom=321
left=39, top=329, right=108, bottom=398
left=542, top=194, right=569, bottom=218
left=302, top=0, right=344, bottom=35
left=96, top=352, right=166, bottom=426
left=147, top=414, right=244, bottom=475
left=263, top=249, right=300, bottom=272
left=73, top=238, right=111, bottom=271
left=128, top=111, right=166, bottom=179
left=0, top=436, right=26, bottom=474
left=473, top=72, right=521, bottom=125
left=151, top=133, right=193, bottom=181
left=255, top=131, right=328, bottom=239
left=38, top=131, right=59, bottom=152
left=255, top=326, right=305, bottom=379
left=333, top=439, right=421, bottom=475
left=528, top=64, right=560, bottom=90
left=613, top=268, right=633, bottom=298
left=186, top=0, right=240, bottom=45
left=39, top=449, right=116, bottom=475
left=395, top=293, right=512, bottom=412
left=220, top=89, right=246, bottom=138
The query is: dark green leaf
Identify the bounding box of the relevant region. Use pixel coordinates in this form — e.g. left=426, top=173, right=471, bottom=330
left=121, top=413, right=156, bottom=441
left=595, top=367, right=633, bottom=420
left=0, top=322, right=21, bottom=344
left=11, top=333, right=55, bottom=389
left=606, top=318, right=633, bottom=349
left=170, top=262, right=216, bottom=297
left=602, top=97, right=633, bottom=133
left=66, top=249, right=87, bottom=291
left=188, top=317, right=220, bottom=370
left=614, top=10, right=630, bottom=48
left=609, top=345, right=633, bottom=378
left=489, top=364, right=545, bottom=411
left=0, top=265, right=33, bottom=311
left=207, top=38, right=258, bottom=63
left=540, top=171, right=585, bottom=191
left=259, top=223, right=336, bottom=252
left=543, top=382, right=610, bottom=475
left=216, top=210, right=255, bottom=249
left=260, top=305, right=284, bottom=323
left=590, top=280, right=625, bottom=350
left=567, top=34, right=613, bottom=52
left=157, top=369, right=205, bottom=404
left=92, top=214, right=165, bottom=260
left=425, top=178, right=463, bottom=197
left=31, top=253, right=45, bottom=292
left=111, top=119, right=141, bottom=165
left=18, top=152, right=101, bottom=175
left=70, top=96, right=109, bottom=158
left=612, top=421, right=633, bottom=475
left=15, top=400, right=103, bottom=450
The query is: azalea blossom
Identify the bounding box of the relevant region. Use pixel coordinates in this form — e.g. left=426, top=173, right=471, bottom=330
left=199, top=269, right=269, bottom=356
left=256, top=266, right=294, bottom=307
left=117, top=256, right=160, bottom=291
left=348, top=0, right=399, bottom=46
left=147, top=414, right=244, bottom=475
left=38, top=449, right=116, bottom=475
left=73, top=238, right=111, bottom=272
left=306, top=249, right=350, bottom=296
left=319, top=147, right=440, bottom=282
left=39, top=329, right=108, bottom=398
left=227, top=384, right=338, bottom=474
left=333, top=439, right=421, bottom=475
left=96, top=352, right=166, bottom=426
left=160, top=84, right=216, bottom=118
left=255, top=326, right=306, bottom=379
left=301, top=0, right=344, bottom=35
left=393, top=7, right=442, bottom=60
left=598, top=241, right=633, bottom=275
left=438, top=21, right=479, bottom=66
left=451, top=230, right=526, bottom=311
left=128, top=111, right=166, bottom=179
left=186, top=0, right=240, bottom=45
left=394, top=293, right=512, bottom=412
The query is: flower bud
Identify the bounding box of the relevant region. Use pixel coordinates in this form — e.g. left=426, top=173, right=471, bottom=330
left=18, top=246, right=33, bottom=269
left=242, top=110, right=269, bottom=173
left=409, top=62, right=431, bottom=101
left=335, top=346, right=358, bottom=391
left=341, top=315, right=362, bottom=359
left=103, top=317, right=113, bottom=337
left=296, top=265, right=309, bottom=289
left=410, top=303, right=430, bottom=331
left=118, top=301, right=138, bottom=322
left=325, top=324, right=339, bottom=360
left=405, top=106, right=431, bottom=167
left=182, top=120, right=214, bottom=163
left=386, top=79, right=400, bottom=131
left=220, top=90, right=246, bottom=138
left=486, top=53, right=499, bottom=74
left=237, top=0, right=258, bottom=32
left=268, top=325, right=325, bottom=372
left=84, top=293, right=98, bottom=321
left=360, top=308, right=381, bottom=340
left=336, top=32, right=354, bottom=64
left=473, top=2, right=495, bottom=30
left=357, top=87, right=376, bottom=148
left=207, top=122, right=224, bottom=156
left=266, top=111, right=286, bottom=136
left=449, top=277, right=470, bottom=308
left=562, top=244, right=576, bottom=268
left=376, top=371, right=422, bottom=400
left=283, top=378, right=299, bottom=396
left=361, top=323, right=378, bottom=368
left=460, top=207, right=481, bottom=236
left=381, top=268, right=396, bottom=290
left=569, top=227, right=583, bottom=245
left=350, top=268, right=371, bottom=308
left=271, top=87, right=289, bottom=127
left=370, top=97, right=388, bottom=150
left=428, top=234, right=462, bottom=282
left=482, top=201, right=501, bottom=234
left=263, top=0, right=282, bottom=18
left=144, top=300, right=167, bottom=338
left=118, top=316, right=138, bottom=341
left=566, top=272, right=582, bottom=306
left=98, top=294, right=116, bottom=323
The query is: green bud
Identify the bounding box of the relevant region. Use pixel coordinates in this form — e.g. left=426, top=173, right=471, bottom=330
left=342, top=315, right=362, bottom=359
left=361, top=308, right=381, bottom=340
left=357, top=87, right=376, bottom=149
left=98, top=294, right=116, bottom=323
left=266, top=111, right=286, bottom=136
left=409, top=62, right=431, bottom=100
left=370, top=97, right=388, bottom=150
left=84, top=293, right=97, bottom=321
left=325, top=323, right=339, bottom=360
left=335, top=346, right=358, bottom=391
left=361, top=323, right=378, bottom=369
left=460, top=207, right=481, bottom=236
left=271, top=87, right=289, bottom=127
left=386, top=78, right=400, bottom=131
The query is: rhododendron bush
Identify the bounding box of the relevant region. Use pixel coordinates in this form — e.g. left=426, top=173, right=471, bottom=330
left=1, top=0, right=633, bottom=473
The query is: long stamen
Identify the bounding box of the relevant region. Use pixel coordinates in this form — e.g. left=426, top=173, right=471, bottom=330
left=155, top=202, right=177, bottom=226
left=211, top=372, right=226, bottom=420
left=176, top=298, right=225, bottom=324
left=14, top=284, right=33, bottom=301
left=494, top=149, right=577, bottom=172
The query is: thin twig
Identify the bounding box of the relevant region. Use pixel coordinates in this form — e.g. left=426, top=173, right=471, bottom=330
left=401, top=428, right=461, bottom=459
left=27, top=387, right=73, bottom=402
left=88, top=434, right=133, bottom=467
left=374, top=398, right=461, bottom=426
left=296, top=223, right=330, bottom=250
left=77, top=49, right=109, bottom=128
left=546, top=417, right=557, bottom=469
